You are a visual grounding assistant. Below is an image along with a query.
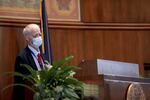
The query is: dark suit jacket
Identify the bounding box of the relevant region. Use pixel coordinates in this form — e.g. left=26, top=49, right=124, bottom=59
left=12, top=46, right=39, bottom=100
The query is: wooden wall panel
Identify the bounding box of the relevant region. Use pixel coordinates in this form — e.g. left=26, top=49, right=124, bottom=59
left=83, top=30, right=104, bottom=60
left=141, top=33, right=150, bottom=63
left=0, top=26, right=149, bottom=100
left=0, top=26, right=25, bottom=100
left=49, top=29, right=85, bottom=65
left=101, top=31, right=140, bottom=63
left=0, top=27, right=16, bottom=100
left=102, top=32, right=122, bottom=60
left=49, top=29, right=148, bottom=76
left=81, top=0, right=150, bottom=22
left=0, top=0, right=150, bottom=99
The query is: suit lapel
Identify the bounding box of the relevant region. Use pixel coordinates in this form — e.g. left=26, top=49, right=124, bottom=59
left=25, top=46, right=38, bottom=70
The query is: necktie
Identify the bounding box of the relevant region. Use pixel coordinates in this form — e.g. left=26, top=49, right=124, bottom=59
left=37, top=53, right=43, bottom=69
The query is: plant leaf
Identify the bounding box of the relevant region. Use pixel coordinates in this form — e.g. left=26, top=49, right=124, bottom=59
left=33, top=92, right=41, bottom=100
left=1, top=72, right=35, bottom=84
left=21, top=64, right=37, bottom=78
left=1, top=83, right=36, bottom=93
left=64, top=88, right=79, bottom=99
left=53, top=56, right=74, bottom=67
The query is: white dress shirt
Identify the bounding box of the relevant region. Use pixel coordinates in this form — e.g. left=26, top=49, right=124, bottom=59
left=28, top=45, right=43, bottom=71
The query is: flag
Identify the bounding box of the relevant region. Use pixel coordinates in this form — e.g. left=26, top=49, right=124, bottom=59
left=40, top=0, right=53, bottom=64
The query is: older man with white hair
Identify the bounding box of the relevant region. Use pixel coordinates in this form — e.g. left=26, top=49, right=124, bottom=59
left=13, top=24, right=44, bottom=100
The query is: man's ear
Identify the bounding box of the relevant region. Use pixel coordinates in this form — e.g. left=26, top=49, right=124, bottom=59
left=25, top=36, right=30, bottom=43
left=25, top=39, right=27, bottom=42
left=25, top=36, right=29, bottom=42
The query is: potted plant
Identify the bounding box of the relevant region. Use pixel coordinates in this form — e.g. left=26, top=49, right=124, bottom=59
left=2, top=56, right=83, bottom=100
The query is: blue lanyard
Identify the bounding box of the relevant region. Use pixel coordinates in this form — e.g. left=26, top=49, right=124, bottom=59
left=30, top=50, right=43, bottom=65
left=30, top=50, right=38, bottom=59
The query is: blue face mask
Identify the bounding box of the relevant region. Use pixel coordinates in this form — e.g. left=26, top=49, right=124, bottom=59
left=32, top=36, right=42, bottom=48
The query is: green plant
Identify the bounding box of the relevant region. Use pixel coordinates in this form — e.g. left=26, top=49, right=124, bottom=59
left=2, top=56, right=83, bottom=100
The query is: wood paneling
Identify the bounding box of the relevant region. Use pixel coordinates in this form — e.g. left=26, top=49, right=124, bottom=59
left=0, top=0, right=150, bottom=99
left=49, top=29, right=85, bottom=65
left=81, top=0, right=150, bottom=22
left=0, top=26, right=25, bottom=100
left=141, top=33, right=150, bottom=63
left=49, top=29, right=148, bottom=75
left=50, top=29, right=142, bottom=66
left=104, top=75, right=150, bottom=100
left=0, top=26, right=149, bottom=100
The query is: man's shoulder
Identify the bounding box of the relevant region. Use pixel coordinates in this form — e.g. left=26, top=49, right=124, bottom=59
left=17, top=46, right=30, bottom=58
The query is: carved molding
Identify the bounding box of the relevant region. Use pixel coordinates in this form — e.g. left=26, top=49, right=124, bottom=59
left=126, top=83, right=146, bottom=100
left=1, top=17, right=150, bottom=30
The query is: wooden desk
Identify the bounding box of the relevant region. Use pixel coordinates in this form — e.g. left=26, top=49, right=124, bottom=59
left=75, top=60, right=150, bottom=100
left=103, top=75, right=150, bottom=100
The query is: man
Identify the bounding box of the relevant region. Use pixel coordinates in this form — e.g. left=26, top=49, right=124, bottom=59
left=13, top=24, right=44, bottom=100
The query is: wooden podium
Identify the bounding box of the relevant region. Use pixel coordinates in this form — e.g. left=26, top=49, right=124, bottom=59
left=75, top=60, right=150, bottom=100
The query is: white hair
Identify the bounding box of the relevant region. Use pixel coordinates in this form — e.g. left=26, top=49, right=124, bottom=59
left=23, top=24, right=40, bottom=36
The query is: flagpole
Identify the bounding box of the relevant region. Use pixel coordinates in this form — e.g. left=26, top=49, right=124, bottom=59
left=40, top=0, right=45, bottom=54
left=40, top=0, right=53, bottom=64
